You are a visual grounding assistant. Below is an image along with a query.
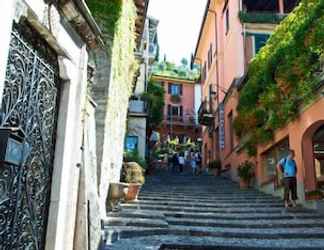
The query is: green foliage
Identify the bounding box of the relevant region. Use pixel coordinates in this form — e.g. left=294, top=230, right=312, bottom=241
left=235, top=0, right=324, bottom=153
left=87, top=0, right=122, bottom=40
left=208, top=160, right=221, bottom=170
left=152, top=60, right=200, bottom=81
left=239, top=11, right=287, bottom=24
left=124, top=151, right=147, bottom=169
left=87, top=0, right=138, bottom=95
left=142, top=80, right=165, bottom=129
left=237, top=161, right=255, bottom=181
left=121, top=162, right=145, bottom=184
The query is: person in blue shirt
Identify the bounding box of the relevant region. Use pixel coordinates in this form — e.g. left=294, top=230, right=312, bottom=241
left=277, top=149, right=298, bottom=208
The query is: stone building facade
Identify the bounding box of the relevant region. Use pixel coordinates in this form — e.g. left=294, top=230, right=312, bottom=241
left=126, top=16, right=159, bottom=159
left=0, top=0, right=105, bottom=249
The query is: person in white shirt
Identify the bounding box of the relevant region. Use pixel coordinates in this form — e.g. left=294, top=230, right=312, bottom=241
left=178, top=153, right=185, bottom=173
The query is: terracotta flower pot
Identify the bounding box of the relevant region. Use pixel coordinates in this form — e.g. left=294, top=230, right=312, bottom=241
left=107, top=182, right=129, bottom=211
left=125, top=183, right=142, bottom=201
left=239, top=179, right=249, bottom=189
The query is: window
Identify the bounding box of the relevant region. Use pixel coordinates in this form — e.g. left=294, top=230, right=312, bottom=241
left=125, top=136, right=138, bottom=153
left=228, top=111, right=234, bottom=151
left=202, top=62, right=207, bottom=83
left=208, top=44, right=213, bottom=69
left=168, top=105, right=183, bottom=117
left=262, top=138, right=289, bottom=177
left=284, top=0, right=300, bottom=13
left=168, top=83, right=182, bottom=96
left=254, top=34, right=270, bottom=55
left=225, top=8, right=230, bottom=35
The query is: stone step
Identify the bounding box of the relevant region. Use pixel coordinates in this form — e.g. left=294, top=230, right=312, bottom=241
left=164, top=211, right=323, bottom=221
left=120, top=203, right=302, bottom=213
left=107, top=210, right=165, bottom=220
left=103, top=225, right=324, bottom=242
left=140, top=190, right=267, bottom=196
left=127, top=200, right=284, bottom=208
left=104, top=232, right=324, bottom=250
left=139, top=191, right=274, bottom=198
left=107, top=210, right=323, bottom=221
left=104, top=217, right=168, bottom=228
left=166, top=217, right=324, bottom=228
left=137, top=196, right=279, bottom=203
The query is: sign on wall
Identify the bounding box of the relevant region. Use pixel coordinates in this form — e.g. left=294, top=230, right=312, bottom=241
left=218, top=103, right=225, bottom=150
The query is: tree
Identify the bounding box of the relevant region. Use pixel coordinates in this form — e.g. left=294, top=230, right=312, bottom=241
left=142, top=80, right=165, bottom=130
left=181, top=58, right=188, bottom=68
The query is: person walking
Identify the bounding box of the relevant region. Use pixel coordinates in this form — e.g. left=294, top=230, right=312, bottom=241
left=178, top=153, right=185, bottom=173
left=171, top=153, right=178, bottom=173
left=277, top=149, right=298, bottom=208
left=190, top=151, right=197, bottom=175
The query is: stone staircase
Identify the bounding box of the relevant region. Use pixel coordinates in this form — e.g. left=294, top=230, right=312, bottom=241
left=102, top=170, right=324, bottom=250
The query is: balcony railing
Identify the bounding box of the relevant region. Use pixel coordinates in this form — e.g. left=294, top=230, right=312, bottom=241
left=166, top=115, right=197, bottom=126
left=128, top=100, right=147, bottom=114
left=198, top=101, right=214, bottom=127
left=239, top=11, right=287, bottom=24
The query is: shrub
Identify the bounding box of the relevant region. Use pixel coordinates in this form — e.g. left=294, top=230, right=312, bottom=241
left=121, top=162, right=145, bottom=185
left=124, top=151, right=147, bottom=169
left=237, top=161, right=255, bottom=181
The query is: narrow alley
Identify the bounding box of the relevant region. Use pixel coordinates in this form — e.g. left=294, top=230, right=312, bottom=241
left=0, top=0, right=323, bottom=249
left=103, top=169, right=324, bottom=250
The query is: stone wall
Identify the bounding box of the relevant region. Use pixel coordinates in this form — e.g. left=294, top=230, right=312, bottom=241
left=92, top=47, right=131, bottom=215
left=0, top=1, right=103, bottom=250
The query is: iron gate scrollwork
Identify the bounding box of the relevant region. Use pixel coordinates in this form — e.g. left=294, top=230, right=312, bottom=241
left=0, top=23, right=59, bottom=250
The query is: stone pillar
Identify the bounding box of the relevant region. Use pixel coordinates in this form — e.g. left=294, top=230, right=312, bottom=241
left=278, top=0, right=284, bottom=14
left=0, top=0, right=16, bottom=103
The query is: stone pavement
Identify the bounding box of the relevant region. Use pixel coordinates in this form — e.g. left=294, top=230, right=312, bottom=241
left=102, top=169, right=324, bottom=250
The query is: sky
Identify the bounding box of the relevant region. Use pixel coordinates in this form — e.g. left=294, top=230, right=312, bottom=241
left=148, top=0, right=208, bottom=65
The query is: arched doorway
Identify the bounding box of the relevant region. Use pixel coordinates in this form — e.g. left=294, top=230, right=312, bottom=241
left=302, top=120, right=324, bottom=192
left=313, top=125, right=324, bottom=189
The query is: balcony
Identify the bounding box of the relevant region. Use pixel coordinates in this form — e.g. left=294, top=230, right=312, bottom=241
left=198, top=101, right=214, bottom=127
left=239, top=11, right=287, bottom=24
left=128, top=100, right=147, bottom=115
left=166, top=115, right=197, bottom=127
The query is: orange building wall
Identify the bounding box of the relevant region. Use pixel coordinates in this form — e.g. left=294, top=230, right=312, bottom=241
left=194, top=0, right=324, bottom=204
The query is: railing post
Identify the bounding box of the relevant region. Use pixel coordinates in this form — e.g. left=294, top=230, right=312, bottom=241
left=278, top=0, right=284, bottom=14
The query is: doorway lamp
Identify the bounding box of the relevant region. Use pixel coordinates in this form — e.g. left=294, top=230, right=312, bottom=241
left=0, top=127, right=28, bottom=166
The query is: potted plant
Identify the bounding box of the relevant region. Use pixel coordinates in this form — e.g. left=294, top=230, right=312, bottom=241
left=237, top=161, right=254, bottom=189
left=121, top=162, right=145, bottom=201
left=208, top=160, right=222, bottom=176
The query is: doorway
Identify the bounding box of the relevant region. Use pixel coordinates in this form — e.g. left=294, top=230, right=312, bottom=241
left=313, top=125, right=324, bottom=189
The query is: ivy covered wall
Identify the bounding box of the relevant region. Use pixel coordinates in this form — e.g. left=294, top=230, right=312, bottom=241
left=234, top=0, right=324, bottom=155
left=87, top=0, right=139, bottom=215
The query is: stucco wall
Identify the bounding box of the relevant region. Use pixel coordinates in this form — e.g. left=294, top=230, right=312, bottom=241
left=92, top=47, right=131, bottom=217
left=128, top=117, right=147, bottom=158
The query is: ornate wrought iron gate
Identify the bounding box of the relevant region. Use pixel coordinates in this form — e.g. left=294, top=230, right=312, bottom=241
left=0, top=23, right=59, bottom=250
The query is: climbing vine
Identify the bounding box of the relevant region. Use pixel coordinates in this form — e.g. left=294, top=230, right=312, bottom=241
left=141, top=80, right=165, bottom=130
left=234, top=0, right=324, bottom=155
left=87, top=0, right=138, bottom=95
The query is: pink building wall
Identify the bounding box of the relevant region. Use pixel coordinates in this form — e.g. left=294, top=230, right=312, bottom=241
left=151, top=75, right=200, bottom=141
